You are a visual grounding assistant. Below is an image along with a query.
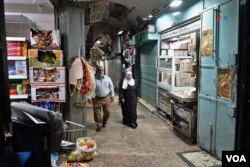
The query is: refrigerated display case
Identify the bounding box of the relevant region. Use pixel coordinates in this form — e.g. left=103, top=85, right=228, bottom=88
left=6, top=37, right=29, bottom=100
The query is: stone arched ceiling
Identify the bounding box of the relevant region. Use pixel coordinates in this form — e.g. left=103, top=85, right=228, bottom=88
left=4, top=0, right=200, bottom=32
left=106, top=0, right=200, bottom=31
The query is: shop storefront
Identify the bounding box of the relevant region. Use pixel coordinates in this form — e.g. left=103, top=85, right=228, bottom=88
left=1, top=0, right=250, bottom=165
left=154, top=0, right=240, bottom=159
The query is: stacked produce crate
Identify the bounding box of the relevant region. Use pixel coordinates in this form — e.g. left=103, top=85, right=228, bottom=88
left=28, top=29, right=65, bottom=112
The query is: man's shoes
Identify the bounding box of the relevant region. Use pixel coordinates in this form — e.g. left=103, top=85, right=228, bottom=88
left=96, top=127, right=101, bottom=132
left=102, top=122, right=106, bottom=128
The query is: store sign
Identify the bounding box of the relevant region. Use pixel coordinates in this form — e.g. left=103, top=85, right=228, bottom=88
left=161, top=28, right=180, bottom=39
left=161, top=20, right=201, bottom=40
left=180, top=20, right=201, bottom=35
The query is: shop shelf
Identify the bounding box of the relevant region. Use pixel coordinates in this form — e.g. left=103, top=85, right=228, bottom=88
left=7, top=56, right=27, bottom=60
left=6, top=37, right=26, bottom=41
left=10, top=94, right=29, bottom=99
left=9, top=75, right=28, bottom=79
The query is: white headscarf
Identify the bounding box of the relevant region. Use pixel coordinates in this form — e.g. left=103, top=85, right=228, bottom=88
left=69, top=57, right=83, bottom=96
left=122, top=71, right=135, bottom=89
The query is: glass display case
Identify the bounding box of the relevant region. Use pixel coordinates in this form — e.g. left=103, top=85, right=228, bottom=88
left=156, top=19, right=200, bottom=120
left=157, top=57, right=195, bottom=91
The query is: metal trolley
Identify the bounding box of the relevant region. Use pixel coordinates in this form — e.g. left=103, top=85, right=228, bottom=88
left=58, top=121, right=86, bottom=150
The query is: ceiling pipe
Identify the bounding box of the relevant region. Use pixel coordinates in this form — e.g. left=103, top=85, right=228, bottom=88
left=118, top=6, right=135, bottom=21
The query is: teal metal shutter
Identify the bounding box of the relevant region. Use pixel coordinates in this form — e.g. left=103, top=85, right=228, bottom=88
left=140, top=42, right=158, bottom=107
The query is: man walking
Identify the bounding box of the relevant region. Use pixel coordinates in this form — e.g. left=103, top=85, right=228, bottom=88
left=93, top=65, right=115, bottom=132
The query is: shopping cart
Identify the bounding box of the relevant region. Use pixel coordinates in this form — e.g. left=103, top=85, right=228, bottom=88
left=58, top=121, right=86, bottom=151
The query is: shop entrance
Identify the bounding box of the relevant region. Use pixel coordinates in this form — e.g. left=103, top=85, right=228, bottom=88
left=237, top=0, right=250, bottom=151
left=198, top=0, right=239, bottom=159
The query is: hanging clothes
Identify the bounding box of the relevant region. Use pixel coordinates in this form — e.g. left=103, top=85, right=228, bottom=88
left=129, top=48, right=136, bottom=65
left=69, top=57, right=83, bottom=96
left=80, top=59, right=96, bottom=97
left=69, top=57, right=95, bottom=107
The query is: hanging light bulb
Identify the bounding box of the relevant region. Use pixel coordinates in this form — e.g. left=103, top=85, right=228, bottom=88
left=117, top=30, right=124, bottom=35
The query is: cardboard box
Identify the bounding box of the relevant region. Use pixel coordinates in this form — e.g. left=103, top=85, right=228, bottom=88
left=161, top=50, right=167, bottom=56
left=28, top=49, right=63, bottom=67
left=189, top=32, right=198, bottom=51
left=162, top=72, right=171, bottom=85
left=176, top=72, right=192, bottom=87
left=29, top=67, right=65, bottom=84
left=30, top=29, right=60, bottom=49
left=31, top=84, right=66, bottom=102
left=161, top=41, right=170, bottom=49
left=168, top=49, right=174, bottom=56
left=170, top=41, right=189, bottom=50
left=179, top=59, right=193, bottom=72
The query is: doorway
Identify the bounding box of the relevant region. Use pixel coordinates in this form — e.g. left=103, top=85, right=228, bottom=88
left=237, top=0, right=250, bottom=151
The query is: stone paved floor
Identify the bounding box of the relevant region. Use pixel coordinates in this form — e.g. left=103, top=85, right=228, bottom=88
left=82, top=97, right=201, bottom=167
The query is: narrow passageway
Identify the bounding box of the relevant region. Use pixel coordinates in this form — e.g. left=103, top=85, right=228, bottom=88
left=85, top=96, right=200, bottom=167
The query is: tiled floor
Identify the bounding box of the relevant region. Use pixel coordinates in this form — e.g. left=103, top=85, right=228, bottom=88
left=177, top=150, right=222, bottom=167
left=79, top=97, right=201, bottom=167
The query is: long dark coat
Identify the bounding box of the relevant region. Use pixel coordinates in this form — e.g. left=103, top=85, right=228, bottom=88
left=119, top=81, right=138, bottom=126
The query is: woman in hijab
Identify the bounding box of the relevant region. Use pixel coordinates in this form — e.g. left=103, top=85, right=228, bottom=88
left=120, top=71, right=139, bottom=129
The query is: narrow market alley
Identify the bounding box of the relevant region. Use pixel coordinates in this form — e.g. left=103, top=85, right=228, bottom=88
left=1, top=1, right=250, bottom=166
left=80, top=97, right=221, bottom=167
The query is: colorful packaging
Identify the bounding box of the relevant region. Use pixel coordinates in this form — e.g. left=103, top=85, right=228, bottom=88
left=28, top=49, right=63, bottom=68
left=30, top=29, right=60, bottom=49
left=16, top=84, right=23, bottom=95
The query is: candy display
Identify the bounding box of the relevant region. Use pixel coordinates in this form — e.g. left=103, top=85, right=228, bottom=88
left=7, top=41, right=28, bottom=57
left=29, top=29, right=65, bottom=111
left=29, top=67, right=65, bottom=84
left=31, top=85, right=66, bottom=102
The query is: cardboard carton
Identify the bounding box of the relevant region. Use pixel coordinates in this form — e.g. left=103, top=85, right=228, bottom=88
left=28, top=49, right=63, bottom=68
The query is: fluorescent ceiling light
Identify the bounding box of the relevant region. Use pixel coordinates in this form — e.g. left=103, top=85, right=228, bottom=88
left=172, top=11, right=181, bottom=16
left=169, top=0, right=183, bottom=8
left=143, top=14, right=153, bottom=21
left=117, top=30, right=123, bottom=35
left=171, top=37, right=179, bottom=41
